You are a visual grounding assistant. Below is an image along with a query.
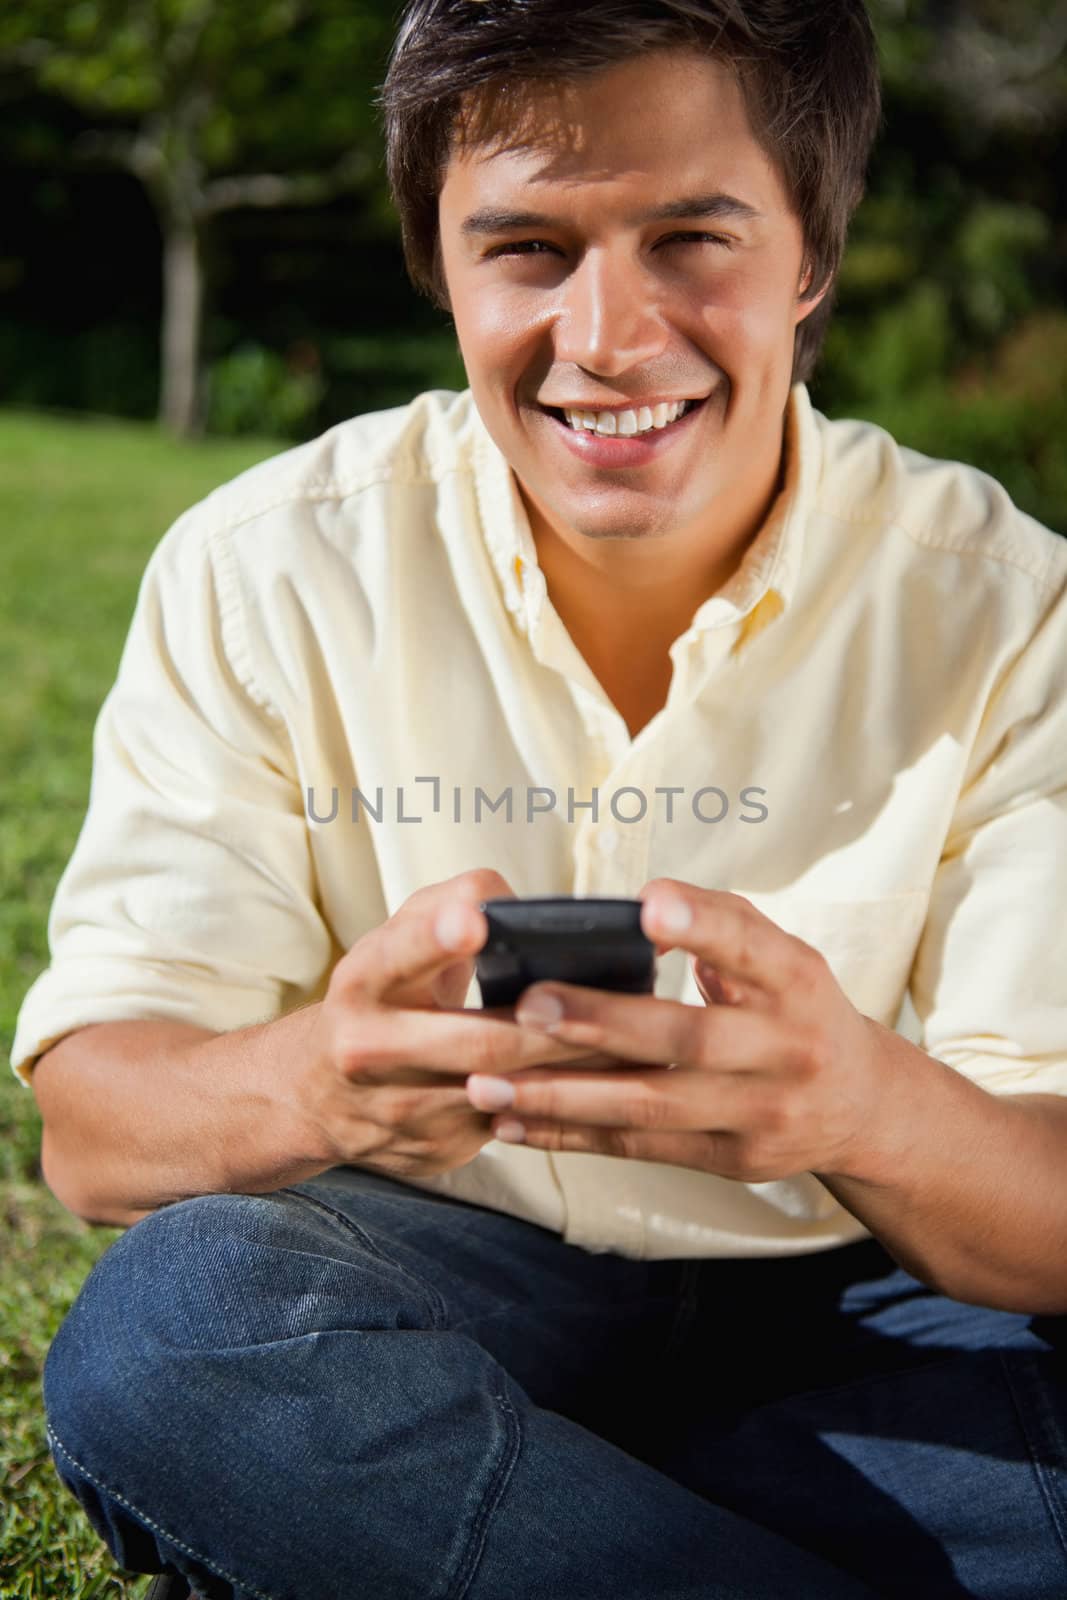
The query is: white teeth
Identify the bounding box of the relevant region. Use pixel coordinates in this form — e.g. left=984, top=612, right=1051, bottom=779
left=562, top=399, right=691, bottom=434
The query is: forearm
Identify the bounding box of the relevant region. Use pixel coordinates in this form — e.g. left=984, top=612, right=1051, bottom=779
left=817, top=1019, right=1067, bottom=1314
left=32, top=1008, right=336, bottom=1228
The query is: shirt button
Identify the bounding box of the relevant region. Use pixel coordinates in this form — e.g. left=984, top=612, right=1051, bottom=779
left=598, top=825, right=620, bottom=855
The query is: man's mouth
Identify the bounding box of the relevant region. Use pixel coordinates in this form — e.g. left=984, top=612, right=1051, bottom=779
left=540, top=397, right=706, bottom=438
left=534, top=394, right=710, bottom=465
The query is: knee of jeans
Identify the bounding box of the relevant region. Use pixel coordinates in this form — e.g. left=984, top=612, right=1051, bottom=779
left=43, top=1193, right=270, bottom=1462
left=42, top=1186, right=433, bottom=1470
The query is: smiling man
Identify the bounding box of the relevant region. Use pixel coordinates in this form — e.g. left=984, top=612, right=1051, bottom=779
left=16, top=1, right=1067, bottom=1597
left=436, top=49, right=831, bottom=736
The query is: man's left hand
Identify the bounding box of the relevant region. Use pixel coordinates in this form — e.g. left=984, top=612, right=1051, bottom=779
left=464, top=878, right=892, bottom=1182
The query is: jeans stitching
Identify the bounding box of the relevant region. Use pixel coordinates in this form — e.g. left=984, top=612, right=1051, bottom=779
left=46, top=1423, right=274, bottom=1600
left=445, top=1380, right=523, bottom=1600
left=997, top=1349, right=1067, bottom=1563
left=277, top=1184, right=449, bottom=1329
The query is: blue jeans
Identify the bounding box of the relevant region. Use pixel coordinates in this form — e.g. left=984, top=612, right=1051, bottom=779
left=42, top=1164, right=1067, bottom=1599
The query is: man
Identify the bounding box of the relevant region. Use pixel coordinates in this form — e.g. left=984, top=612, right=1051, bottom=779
left=15, top=1, right=1067, bottom=1595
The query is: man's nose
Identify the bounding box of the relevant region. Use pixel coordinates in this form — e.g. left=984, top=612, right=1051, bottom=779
left=552, top=248, right=669, bottom=376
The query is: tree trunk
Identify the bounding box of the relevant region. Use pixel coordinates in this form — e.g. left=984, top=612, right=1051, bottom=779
left=160, top=217, right=203, bottom=437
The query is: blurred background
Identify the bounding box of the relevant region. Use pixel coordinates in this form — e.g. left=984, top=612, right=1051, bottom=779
left=1, top=0, right=1066, bottom=521
left=1, top=2, right=1065, bottom=1594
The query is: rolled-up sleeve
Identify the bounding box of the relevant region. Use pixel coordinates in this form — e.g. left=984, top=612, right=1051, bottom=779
left=10, top=506, right=335, bottom=1087
left=909, top=557, right=1067, bottom=1097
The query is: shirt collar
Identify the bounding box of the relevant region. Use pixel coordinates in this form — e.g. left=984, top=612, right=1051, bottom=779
left=469, top=382, right=820, bottom=644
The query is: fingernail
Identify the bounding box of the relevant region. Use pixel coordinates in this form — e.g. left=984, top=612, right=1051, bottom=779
left=435, top=904, right=473, bottom=950
left=515, top=991, right=563, bottom=1027
left=467, top=1074, right=515, bottom=1110
left=495, top=1119, right=527, bottom=1143
left=649, top=896, right=691, bottom=935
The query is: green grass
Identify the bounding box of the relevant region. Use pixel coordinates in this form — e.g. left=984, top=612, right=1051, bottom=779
left=0, top=409, right=284, bottom=1598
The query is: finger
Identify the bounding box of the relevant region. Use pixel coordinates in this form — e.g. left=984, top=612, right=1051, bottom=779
left=336, top=870, right=512, bottom=1004
left=692, top=958, right=745, bottom=1007
left=430, top=957, right=479, bottom=1008
left=352, top=900, right=487, bottom=1005
left=383, top=1046, right=646, bottom=1090
left=340, top=1006, right=628, bottom=1082
left=512, top=982, right=785, bottom=1074
left=355, top=1077, right=483, bottom=1112
left=487, top=1117, right=721, bottom=1169
left=466, top=1045, right=777, bottom=1129
left=638, top=878, right=805, bottom=998
left=403, top=867, right=517, bottom=917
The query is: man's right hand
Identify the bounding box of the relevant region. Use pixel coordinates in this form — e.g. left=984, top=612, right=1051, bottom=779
left=297, top=870, right=614, bottom=1180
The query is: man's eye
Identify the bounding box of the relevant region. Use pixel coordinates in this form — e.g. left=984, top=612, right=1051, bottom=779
left=662, top=232, right=736, bottom=249
left=487, top=240, right=556, bottom=258
left=486, top=232, right=735, bottom=260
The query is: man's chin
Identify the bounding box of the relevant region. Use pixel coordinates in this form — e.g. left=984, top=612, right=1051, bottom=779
left=525, top=489, right=691, bottom=544
left=558, top=516, right=675, bottom=543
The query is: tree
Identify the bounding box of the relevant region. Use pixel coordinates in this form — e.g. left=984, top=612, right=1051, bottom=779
left=922, top=0, right=1067, bottom=131
left=0, top=0, right=395, bottom=435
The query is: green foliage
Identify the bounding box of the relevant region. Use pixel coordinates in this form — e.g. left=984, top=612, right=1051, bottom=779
left=323, top=331, right=469, bottom=418
left=810, top=1, right=1066, bottom=530
left=834, top=178, right=1052, bottom=346
left=0, top=0, right=394, bottom=176
left=206, top=341, right=325, bottom=437
left=855, top=376, right=1067, bottom=537
left=954, top=202, right=1052, bottom=336
left=823, top=279, right=952, bottom=401
left=0, top=410, right=283, bottom=1597
left=0, top=0, right=401, bottom=431
left=203, top=332, right=469, bottom=437
left=0, top=323, right=159, bottom=416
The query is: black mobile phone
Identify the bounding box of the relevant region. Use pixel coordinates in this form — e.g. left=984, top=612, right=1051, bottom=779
left=475, top=896, right=656, bottom=1009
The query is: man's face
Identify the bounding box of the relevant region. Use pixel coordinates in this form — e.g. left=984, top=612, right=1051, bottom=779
left=437, top=49, right=827, bottom=549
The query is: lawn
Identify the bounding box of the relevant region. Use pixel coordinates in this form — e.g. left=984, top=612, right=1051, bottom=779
left=0, top=410, right=284, bottom=1599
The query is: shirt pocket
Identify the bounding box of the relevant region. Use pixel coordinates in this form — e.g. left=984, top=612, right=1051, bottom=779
left=680, top=889, right=931, bottom=1027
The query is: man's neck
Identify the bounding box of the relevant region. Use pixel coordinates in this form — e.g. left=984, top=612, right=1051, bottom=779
left=512, top=416, right=791, bottom=738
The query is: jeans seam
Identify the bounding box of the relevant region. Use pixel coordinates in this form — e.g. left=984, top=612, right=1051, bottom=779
left=997, top=1349, right=1067, bottom=1563
left=445, top=1379, right=523, bottom=1600
left=277, top=1184, right=449, bottom=1329
left=46, top=1423, right=275, bottom=1600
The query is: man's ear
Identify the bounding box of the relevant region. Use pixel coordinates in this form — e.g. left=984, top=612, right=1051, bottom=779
left=795, top=259, right=832, bottom=324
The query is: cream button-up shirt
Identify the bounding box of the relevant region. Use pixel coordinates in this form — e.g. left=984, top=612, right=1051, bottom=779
left=12, top=385, right=1067, bottom=1259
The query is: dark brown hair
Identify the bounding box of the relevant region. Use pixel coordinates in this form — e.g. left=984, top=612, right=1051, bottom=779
left=376, top=0, right=883, bottom=386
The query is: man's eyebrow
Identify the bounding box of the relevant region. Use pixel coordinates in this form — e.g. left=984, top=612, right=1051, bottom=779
left=459, top=192, right=764, bottom=237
